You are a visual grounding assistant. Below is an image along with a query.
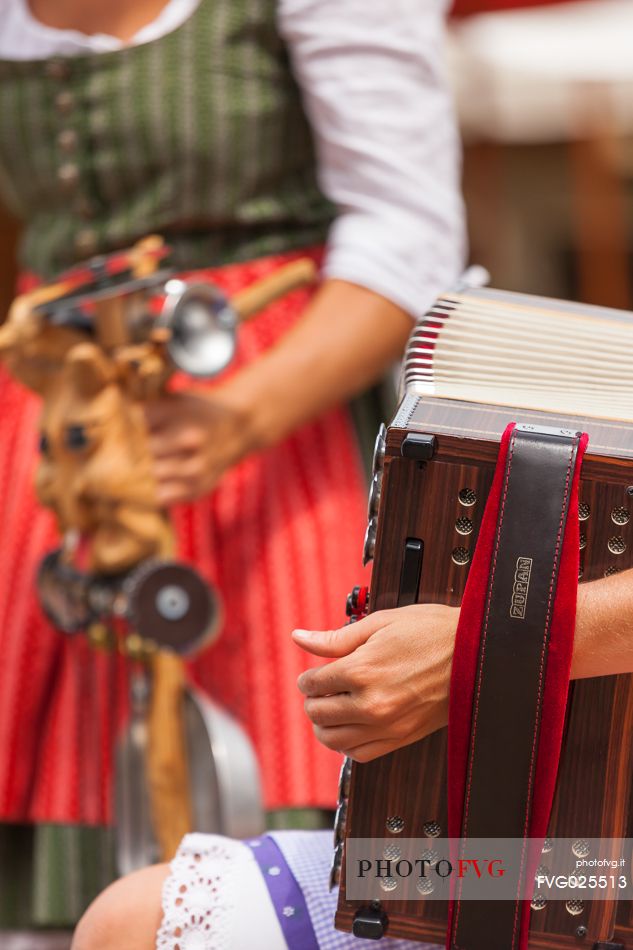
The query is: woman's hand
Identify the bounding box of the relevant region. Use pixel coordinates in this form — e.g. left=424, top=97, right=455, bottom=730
left=145, top=387, right=253, bottom=506
left=145, top=278, right=412, bottom=506
left=293, top=603, right=458, bottom=763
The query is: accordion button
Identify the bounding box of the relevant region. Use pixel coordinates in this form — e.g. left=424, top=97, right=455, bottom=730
left=372, top=424, right=387, bottom=478
left=367, top=472, right=382, bottom=519
left=363, top=518, right=377, bottom=566
left=337, top=757, right=352, bottom=800
left=333, top=800, right=348, bottom=848
left=329, top=842, right=343, bottom=891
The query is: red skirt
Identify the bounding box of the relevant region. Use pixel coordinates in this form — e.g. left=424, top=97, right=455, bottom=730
left=0, top=249, right=370, bottom=824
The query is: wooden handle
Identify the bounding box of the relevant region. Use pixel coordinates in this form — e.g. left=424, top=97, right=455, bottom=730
left=231, top=258, right=318, bottom=322
left=146, top=652, right=193, bottom=860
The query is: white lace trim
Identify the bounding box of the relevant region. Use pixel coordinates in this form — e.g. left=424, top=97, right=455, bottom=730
left=156, top=833, right=240, bottom=950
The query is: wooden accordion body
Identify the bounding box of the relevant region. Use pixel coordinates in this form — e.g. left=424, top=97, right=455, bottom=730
left=335, top=288, right=633, bottom=947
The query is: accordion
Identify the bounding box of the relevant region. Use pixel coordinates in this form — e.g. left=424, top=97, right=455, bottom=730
left=334, top=287, right=633, bottom=948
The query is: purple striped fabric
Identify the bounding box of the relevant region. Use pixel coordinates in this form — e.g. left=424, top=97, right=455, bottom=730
left=246, top=835, right=320, bottom=950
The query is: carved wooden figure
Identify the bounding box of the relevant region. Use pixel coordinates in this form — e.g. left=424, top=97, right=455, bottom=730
left=0, top=237, right=317, bottom=862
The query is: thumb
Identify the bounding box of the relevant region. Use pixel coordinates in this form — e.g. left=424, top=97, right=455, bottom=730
left=292, top=613, right=383, bottom=659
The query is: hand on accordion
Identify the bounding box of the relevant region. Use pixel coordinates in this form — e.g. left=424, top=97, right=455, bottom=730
left=292, top=604, right=458, bottom=762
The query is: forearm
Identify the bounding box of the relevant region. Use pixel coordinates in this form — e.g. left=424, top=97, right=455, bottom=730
left=223, top=278, right=413, bottom=451
left=572, top=569, right=633, bottom=679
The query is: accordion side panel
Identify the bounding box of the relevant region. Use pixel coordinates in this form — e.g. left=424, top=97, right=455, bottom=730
left=336, top=405, right=633, bottom=948
left=337, top=449, right=495, bottom=941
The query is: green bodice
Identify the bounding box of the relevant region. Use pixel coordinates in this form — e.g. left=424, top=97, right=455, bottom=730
left=0, top=0, right=333, bottom=278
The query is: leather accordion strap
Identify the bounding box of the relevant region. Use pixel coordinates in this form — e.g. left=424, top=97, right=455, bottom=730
left=447, top=423, right=588, bottom=950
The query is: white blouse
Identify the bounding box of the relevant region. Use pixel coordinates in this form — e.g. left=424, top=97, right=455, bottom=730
left=0, top=0, right=466, bottom=318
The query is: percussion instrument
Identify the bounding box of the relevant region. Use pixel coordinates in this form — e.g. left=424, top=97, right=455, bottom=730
left=0, top=237, right=316, bottom=865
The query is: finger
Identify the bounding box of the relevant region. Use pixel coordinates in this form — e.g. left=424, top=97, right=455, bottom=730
left=297, top=657, right=356, bottom=697
left=292, top=611, right=389, bottom=659
left=148, top=435, right=180, bottom=461
left=303, top=694, right=368, bottom=728
left=344, top=737, right=400, bottom=763
left=148, top=429, right=203, bottom=459
left=153, top=458, right=186, bottom=484
left=153, top=456, right=204, bottom=485
left=312, top=724, right=371, bottom=754
left=155, top=481, right=192, bottom=507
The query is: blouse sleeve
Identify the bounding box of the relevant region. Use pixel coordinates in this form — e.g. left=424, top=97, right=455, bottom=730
left=277, top=0, right=467, bottom=319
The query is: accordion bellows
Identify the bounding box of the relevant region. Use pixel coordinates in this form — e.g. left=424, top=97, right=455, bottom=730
left=404, top=288, right=633, bottom=420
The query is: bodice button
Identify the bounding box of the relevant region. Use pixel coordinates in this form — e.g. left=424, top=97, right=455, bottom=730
left=57, top=162, right=80, bottom=189
left=54, top=90, right=75, bottom=114
left=46, top=59, right=71, bottom=81
left=74, top=228, right=98, bottom=256
left=76, top=196, right=96, bottom=220
left=57, top=129, right=78, bottom=153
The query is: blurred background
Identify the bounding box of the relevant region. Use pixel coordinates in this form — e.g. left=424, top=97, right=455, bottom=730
left=2, top=0, right=633, bottom=317
left=1, top=1, right=632, bottom=947
left=450, top=0, right=633, bottom=312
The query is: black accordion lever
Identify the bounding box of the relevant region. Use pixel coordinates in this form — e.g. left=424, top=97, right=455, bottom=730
left=401, top=433, right=436, bottom=461
left=397, top=538, right=423, bottom=608
left=353, top=902, right=388, bottom=940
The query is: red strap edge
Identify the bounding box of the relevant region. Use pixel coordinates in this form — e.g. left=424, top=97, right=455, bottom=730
left=446, top=425, right=588, bottom=949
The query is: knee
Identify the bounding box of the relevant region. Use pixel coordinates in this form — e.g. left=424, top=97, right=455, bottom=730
left=72, top=864, right=170, bottom=950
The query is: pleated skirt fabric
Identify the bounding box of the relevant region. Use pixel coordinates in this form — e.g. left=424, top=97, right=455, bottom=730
left=0, top=248, right=370, bottom=828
